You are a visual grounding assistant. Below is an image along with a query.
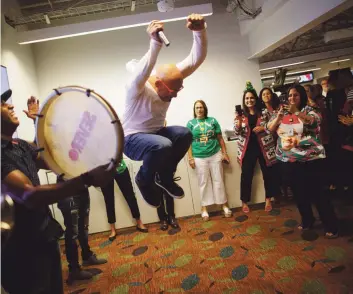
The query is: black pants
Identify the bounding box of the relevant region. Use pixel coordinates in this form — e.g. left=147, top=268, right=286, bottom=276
left=101, top=168, right=140, bottom=224
left=2, top=241, right=63, bottom=294
left=280, top=160, right=338, bottom=233
left=326, top=140, right=342, bottom=186
left=57, top=189, right=93, bottom=270
left=240, top=146, right=280, bottom=203
left=157, top=193, right=175, bottom=221
left=338, top=148, right=353, bottom=188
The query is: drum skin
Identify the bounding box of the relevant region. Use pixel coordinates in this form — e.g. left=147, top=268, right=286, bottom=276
left=35, top=86, right=124, bottom=179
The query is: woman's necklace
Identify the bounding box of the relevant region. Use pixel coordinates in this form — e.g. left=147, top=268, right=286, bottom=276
left=197, top=118, right=208, bottom=145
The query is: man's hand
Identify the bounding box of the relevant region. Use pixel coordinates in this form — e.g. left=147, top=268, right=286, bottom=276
left=147, top=20, right=164, bottom=42
left=23, top=96, right=39, bottom=122
left=186, top=14, right=205, bottom=31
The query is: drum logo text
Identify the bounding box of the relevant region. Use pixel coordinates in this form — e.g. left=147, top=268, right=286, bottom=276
left=69, top=111, right=97, bottom=161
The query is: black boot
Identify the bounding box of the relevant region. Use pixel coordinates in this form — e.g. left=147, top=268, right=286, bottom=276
left=82, top=254, right=107, bottom=266
left=67, top=268, right=93, bottom=285
left=160, top=220, right=169, bottom=231
left=168, top=216, right=180, bottom=229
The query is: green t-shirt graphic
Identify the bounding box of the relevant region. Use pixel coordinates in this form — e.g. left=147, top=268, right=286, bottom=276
left=116, top=159, right=127, bottom=174
left=187, top=117, right=221, bottom=158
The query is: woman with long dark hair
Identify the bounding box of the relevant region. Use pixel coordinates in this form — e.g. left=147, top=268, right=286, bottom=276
left=258, top=87, right=287, bottom=202
left=234, top=82, right=280, bottom=213
left=101, top=161, right=148, bottom=241
left=258, top=87, right=280, bottom=116
left=268, top=84, right=338, bottom=238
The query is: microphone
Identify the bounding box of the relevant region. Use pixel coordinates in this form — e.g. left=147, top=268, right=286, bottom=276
left=158, top=31, right=170, bottom=47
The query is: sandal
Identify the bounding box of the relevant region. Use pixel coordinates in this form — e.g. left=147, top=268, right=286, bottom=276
left=223, top=206, right=232, bottom=218
left=325, top=232, right=339, bottom=239
left=201, top=210, right=209, bottom=221
left=265, top=202, right=272, bottom=212
left=298, top=221, right=314, bottom=231
left=108, top=233, right=117, bottom=241
left=242, top=205, right=250, bottom=214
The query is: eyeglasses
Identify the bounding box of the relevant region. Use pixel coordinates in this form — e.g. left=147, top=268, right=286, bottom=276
left=158, top=78, right=184, bottom=94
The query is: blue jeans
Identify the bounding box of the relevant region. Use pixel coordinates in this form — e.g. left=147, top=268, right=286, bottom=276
left=124, top=126, right=192, bottom=185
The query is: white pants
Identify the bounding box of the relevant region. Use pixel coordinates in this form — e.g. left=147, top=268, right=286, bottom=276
left=194, top=150, right=227, bottom=207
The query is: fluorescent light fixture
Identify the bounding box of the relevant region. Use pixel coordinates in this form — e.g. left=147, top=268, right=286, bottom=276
left=259, top=61, right=305, bottom=72
left=18, top=3, right=213, bottom=44
left=260, top=75, right=275, bottom=80
left=44, top=14, right=51, bottom=25
left=330, top=58, right=350, bottom=63
left=262, top=68, right=321, bottom=80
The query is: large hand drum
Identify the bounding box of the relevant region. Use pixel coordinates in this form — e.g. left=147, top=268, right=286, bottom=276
left=35, top=86, right=124, bottom=180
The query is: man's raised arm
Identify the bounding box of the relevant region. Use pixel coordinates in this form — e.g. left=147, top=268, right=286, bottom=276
left=177, top=14, right=208, bottom=79
left=127, top=21, right=164, bottom=93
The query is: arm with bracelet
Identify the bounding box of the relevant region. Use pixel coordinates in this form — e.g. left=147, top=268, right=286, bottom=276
left=187, top=146, right=195, bottom=169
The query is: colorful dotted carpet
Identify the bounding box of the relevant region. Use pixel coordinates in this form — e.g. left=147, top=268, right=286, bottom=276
left=62, top=200, right=353, bottom=294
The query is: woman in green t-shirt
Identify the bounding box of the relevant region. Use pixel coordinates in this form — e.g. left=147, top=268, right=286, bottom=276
left=187, top=100, right=232, bottom=221
left=101, top=159, right=148, bottom=241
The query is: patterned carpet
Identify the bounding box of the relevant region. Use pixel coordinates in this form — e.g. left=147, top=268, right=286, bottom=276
left=62, top=198, right=353, bottom=294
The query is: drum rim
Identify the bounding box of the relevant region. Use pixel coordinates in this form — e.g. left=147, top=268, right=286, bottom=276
left=35, top=86, right=124, bottom=180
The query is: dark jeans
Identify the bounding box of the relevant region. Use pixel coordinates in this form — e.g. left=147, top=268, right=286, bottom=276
left=124, top=126, right=193, bottom=185
left=157, top=193, right=175, bottom=221
left=101, top=168, right=141, bottom=223
left=240, top=147, right=280, bottom=203
left=2, top=241, right=63, bottom=294
left=280, top=160, right=338, bottom=233
left=57, top=189, right=93, bottom=270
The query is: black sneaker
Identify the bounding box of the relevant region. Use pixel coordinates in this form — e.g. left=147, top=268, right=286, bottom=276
left=168, top=216, right=180, bottom=229
left=82, top=254, right=107, bottom=266
left=135, top=176, right=161, bottom=208
left=155, top=173, right=184, bottom=199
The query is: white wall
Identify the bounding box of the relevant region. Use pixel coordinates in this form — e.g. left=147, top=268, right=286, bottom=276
left=33, top=9, right=262, bottom=132
left=2, top=7, right=265, bottom=232
left=1, top=19, right=39, bottom=141
left=29, top=8, right=263, bottom=232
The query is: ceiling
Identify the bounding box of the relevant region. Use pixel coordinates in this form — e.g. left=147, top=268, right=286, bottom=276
left=259, top=6, right=353, bottom=64
left=7, top=0, right=159, bottom=28
left=6, top=0, right=212, bottom=29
